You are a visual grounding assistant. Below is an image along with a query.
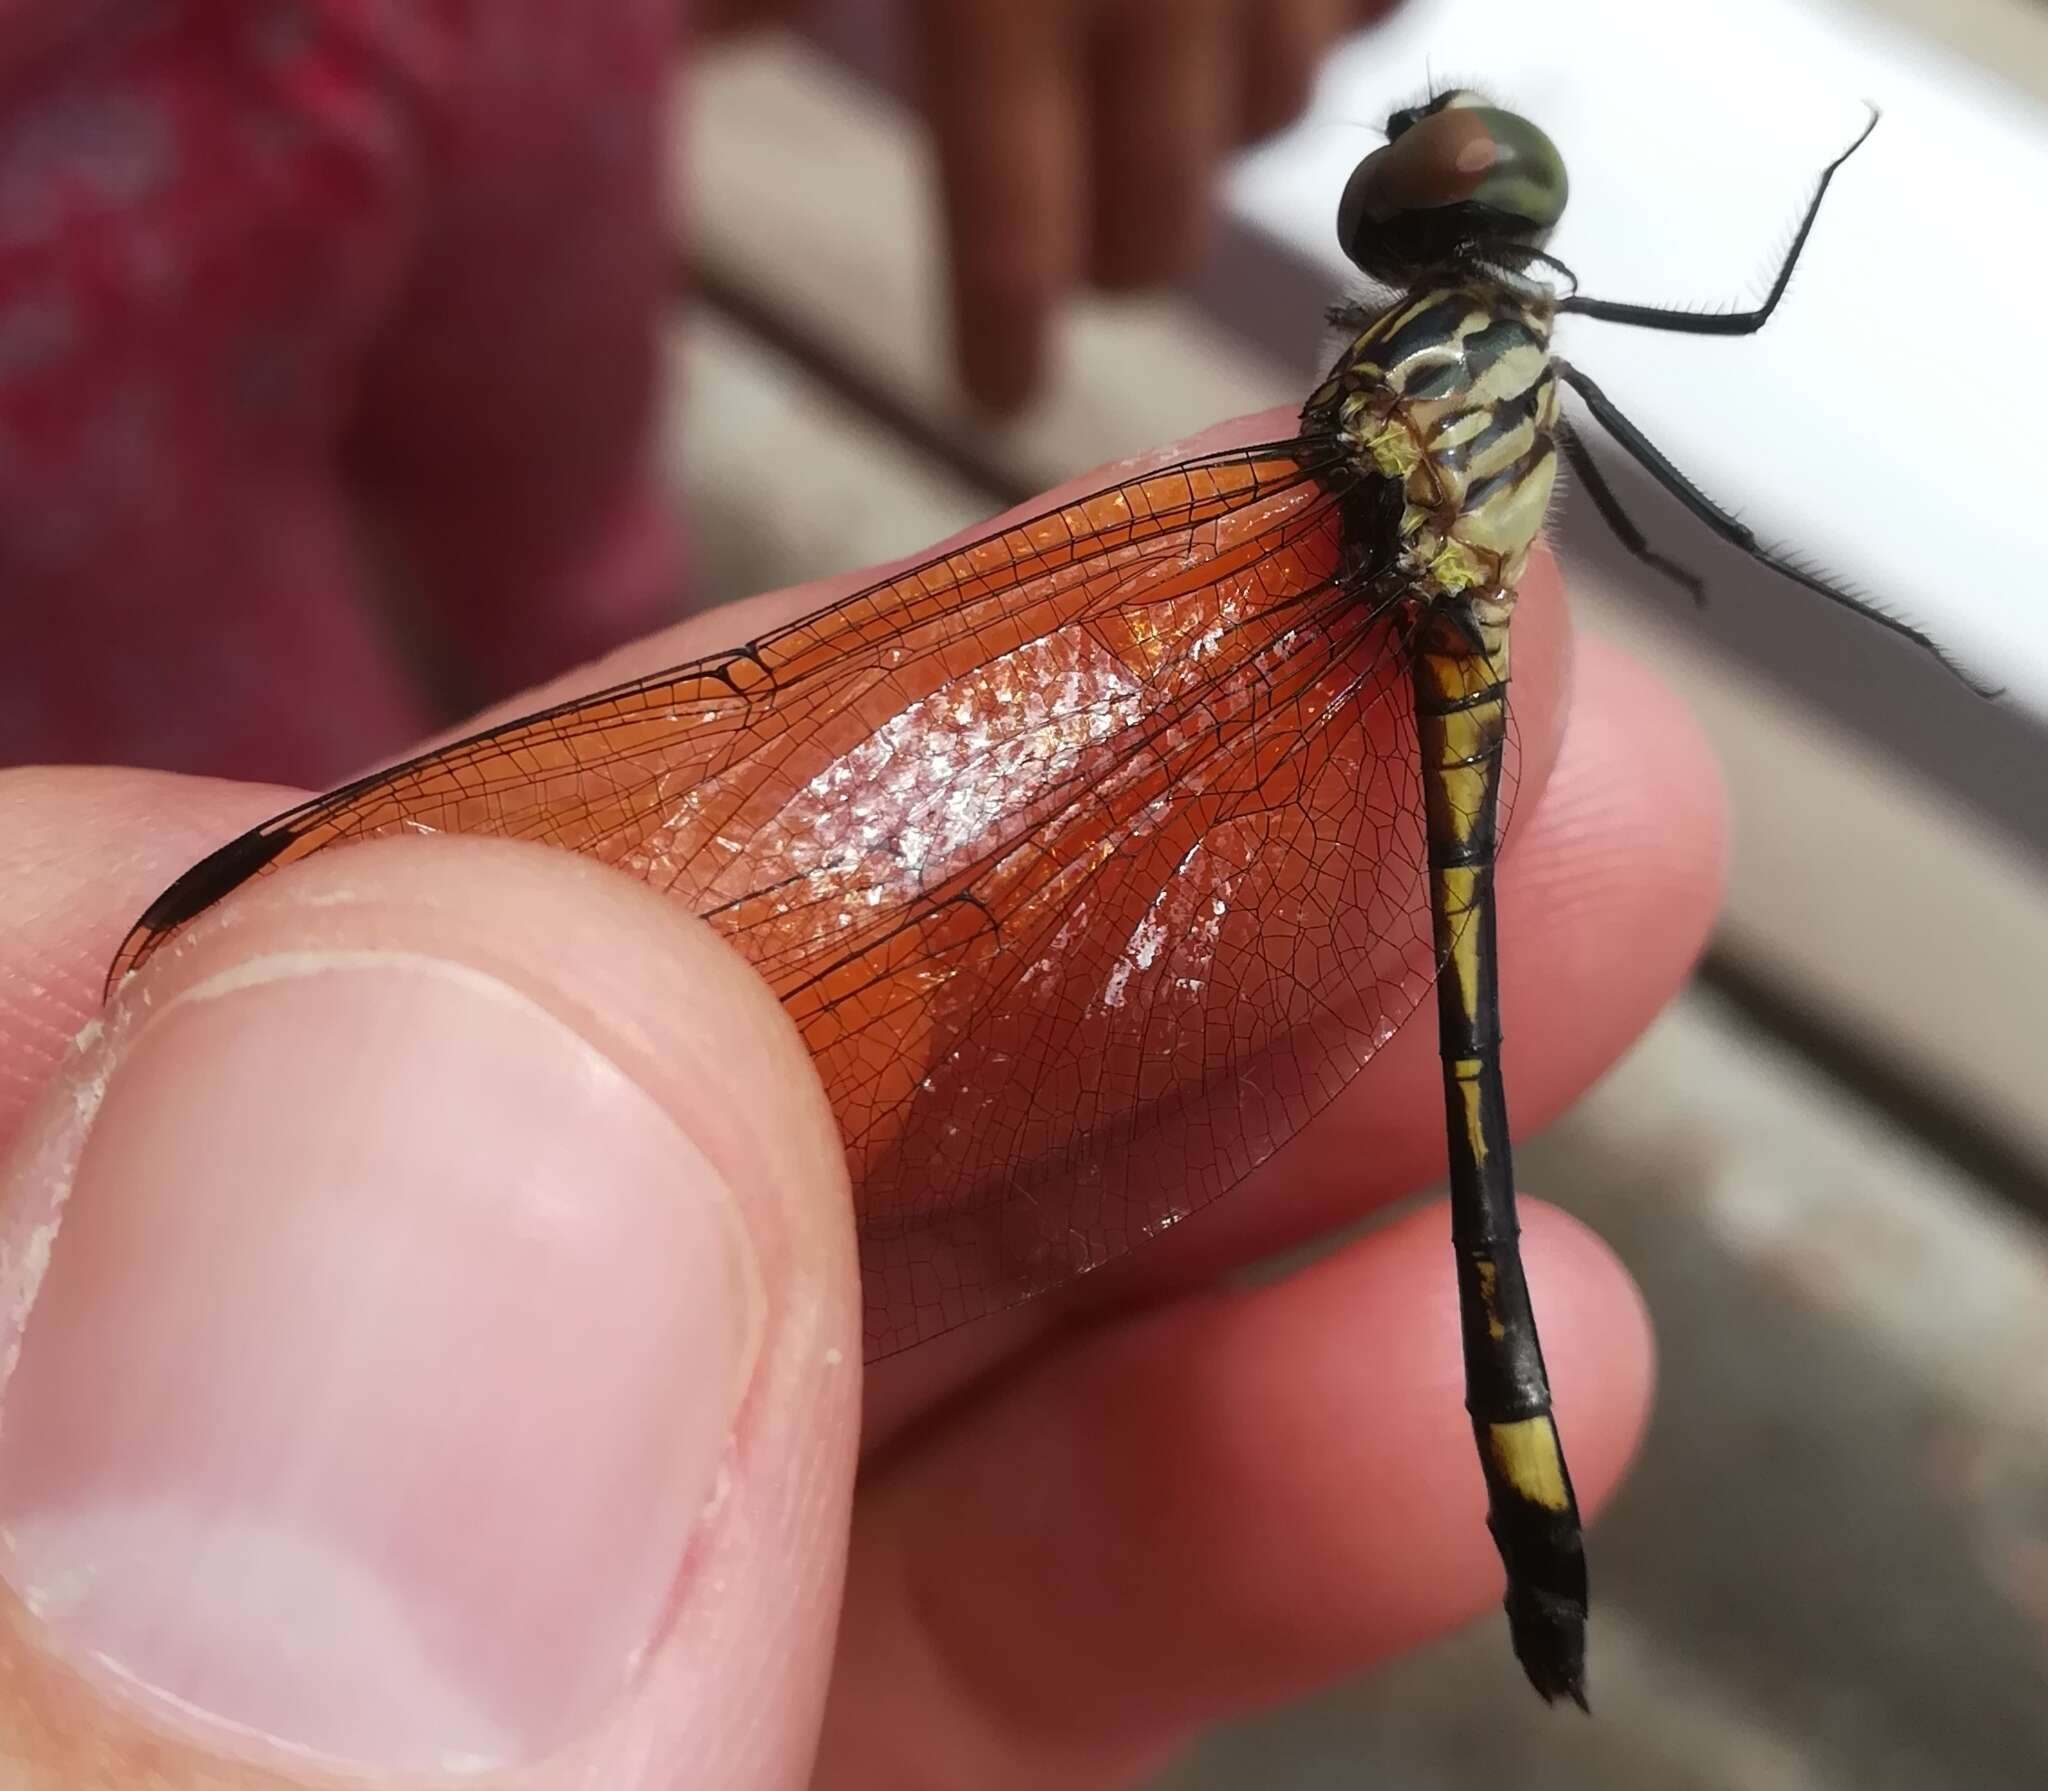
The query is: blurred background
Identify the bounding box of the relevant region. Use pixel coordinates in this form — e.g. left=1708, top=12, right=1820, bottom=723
left=674, top=0, right=2048, bottom=1785
left=3, top=0, right=2044, bottom=1780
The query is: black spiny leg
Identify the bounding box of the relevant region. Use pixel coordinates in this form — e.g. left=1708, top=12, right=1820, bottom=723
left=1413, top=616, right=1589, bottom=1708
left=1557, top=108, right=1877, bottom=334
left=1559, top=423, right=1705, bottom=606
left=1556, top=360, right=1997, bottom=695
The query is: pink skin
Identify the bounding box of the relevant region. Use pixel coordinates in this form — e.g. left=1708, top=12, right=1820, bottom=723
left=0, top=412, right=1719, bottom=1787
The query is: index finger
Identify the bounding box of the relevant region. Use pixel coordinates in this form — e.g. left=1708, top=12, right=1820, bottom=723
left=911, top=0, right=1083, bottom=410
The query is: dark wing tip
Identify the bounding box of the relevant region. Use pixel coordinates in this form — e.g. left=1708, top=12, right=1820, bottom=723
left=105, top=823, right=299, bottom=995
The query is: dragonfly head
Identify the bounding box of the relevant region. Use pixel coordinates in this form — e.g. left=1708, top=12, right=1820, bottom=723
left=1339, top=89, right=1568, bottom=288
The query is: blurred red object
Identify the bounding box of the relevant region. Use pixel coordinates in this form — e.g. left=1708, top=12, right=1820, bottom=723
left=0, top=0, right=682, bottom=784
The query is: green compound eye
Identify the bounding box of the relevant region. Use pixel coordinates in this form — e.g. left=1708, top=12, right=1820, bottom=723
left=1341, top=98, right=1568, bottom=256
left=1460, top=106, right=1569, bottom=233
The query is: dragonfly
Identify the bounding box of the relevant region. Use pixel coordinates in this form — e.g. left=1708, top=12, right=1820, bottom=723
left=106, top=88, right=1975, bottom=1709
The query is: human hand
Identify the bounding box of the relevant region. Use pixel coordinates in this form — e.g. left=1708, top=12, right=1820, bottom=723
left=0, top=415, right=1714, bottom=1787
left=707, top=0, right=1400, bottom=409
left=906, top=0, right=1402, bottom=409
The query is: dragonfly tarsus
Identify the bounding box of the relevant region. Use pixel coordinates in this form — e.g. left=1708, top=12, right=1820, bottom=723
left=1558, top=423, right=1706, bottom=607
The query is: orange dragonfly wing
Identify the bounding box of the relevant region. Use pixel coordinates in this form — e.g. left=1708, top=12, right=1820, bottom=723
left=112, top=441, right=1469, bottom=1359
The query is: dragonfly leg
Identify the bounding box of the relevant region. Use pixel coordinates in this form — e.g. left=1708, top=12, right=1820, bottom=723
left=1413, top=623, right=1589, bottom=1709
left=1555, top=360, right=1995, bottom=694
left=1556, top=108, right=1877, bottom=335
left=1558, top=423, right=1705, bottom=606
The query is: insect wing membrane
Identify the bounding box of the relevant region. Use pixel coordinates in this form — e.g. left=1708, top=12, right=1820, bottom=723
left=111, top=445, right=1468, bottom=1360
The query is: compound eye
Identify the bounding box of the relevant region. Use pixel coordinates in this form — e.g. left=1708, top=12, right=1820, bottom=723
left=1339, top=102, right=1567, bottom=263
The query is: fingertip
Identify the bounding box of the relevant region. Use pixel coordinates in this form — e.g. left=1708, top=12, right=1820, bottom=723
left=914, top=0, right=1079, bottom=413
left=103, top=834, right=861, bottom=1378
left=1162, top=1193, right=1657, bottom=1654
left=1082, top=1, right=1227, bottom=290
left=1177, top=1198, right=1652, bottom=1610
left=3, top=837, right=860, bottom=1783
left=828, top=1196, right=1651, bottom=1785
left=0, top=765, right=302, bottom=1150
left=955, top=288, right=1051, bottom=414
left=1234, top=0, right=1335, bottom=144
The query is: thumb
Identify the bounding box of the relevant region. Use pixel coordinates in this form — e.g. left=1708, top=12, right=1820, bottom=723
left=0, top=835, right=860, bottom=1788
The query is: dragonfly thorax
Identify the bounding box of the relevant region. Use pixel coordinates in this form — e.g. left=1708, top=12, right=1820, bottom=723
left=1303, top=283, right=1561, bottom=604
